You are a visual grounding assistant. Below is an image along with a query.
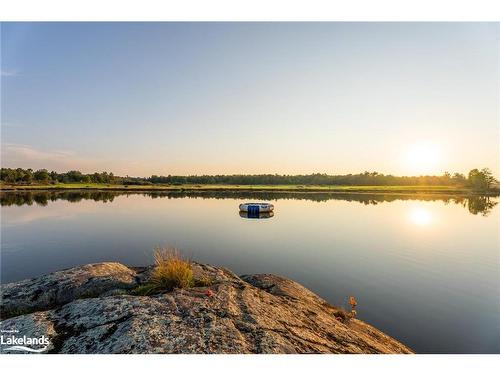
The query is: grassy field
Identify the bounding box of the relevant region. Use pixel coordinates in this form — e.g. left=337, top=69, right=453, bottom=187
left=0, top=182, right=478, bottom=194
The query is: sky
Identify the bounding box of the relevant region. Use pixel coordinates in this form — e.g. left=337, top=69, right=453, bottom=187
left=1, top=22, right=499, bottom=177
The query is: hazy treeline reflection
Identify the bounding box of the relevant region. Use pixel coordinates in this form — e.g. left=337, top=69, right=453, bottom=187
left=1, top=190, right=498, bottom=216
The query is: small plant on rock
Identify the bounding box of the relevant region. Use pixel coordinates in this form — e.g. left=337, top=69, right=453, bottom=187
left=130, top=248, right=215, bottom=296
left=150, top=248, right=194, bottom=291
left=194, top=274, right=214, bottom=287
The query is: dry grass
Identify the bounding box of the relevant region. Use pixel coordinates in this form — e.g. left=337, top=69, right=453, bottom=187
left=325, top=296, right=358, bottom=325
left=130, top=248, right=215, bottom=296
left=333, top=306, right=358, bottom=324
left=150, top=248, right=194, bottom=291
left=333, top=309, right=353, bottom=324
left=193, top=274, right=214, bottom=287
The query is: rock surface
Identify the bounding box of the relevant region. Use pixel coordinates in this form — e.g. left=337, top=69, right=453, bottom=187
left=0, top=262, right=413, bottom=354
left=1, top=263, right=136, bottom=319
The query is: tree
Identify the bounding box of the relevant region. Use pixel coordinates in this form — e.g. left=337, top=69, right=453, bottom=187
left=50, top=171, right=59, bottom=182
left=22, top=169, right=33, bottom=183
left=468, top=168, right=496, bottom=191
left=481, top=168, right=496, bottom=188
left=64, top=170, right=85, bottom=183
left=0, top=168, right=16, bottom=183
left=34, top=169, right=50, bottom=182
left=452, top=172, right=467, bottom=185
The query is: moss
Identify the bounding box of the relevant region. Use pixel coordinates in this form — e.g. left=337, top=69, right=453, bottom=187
left=193, top=275, right=214, bottom=287
left=1, top=306, right=38, bottom=320
left=130, top=283, right=158, bottom=296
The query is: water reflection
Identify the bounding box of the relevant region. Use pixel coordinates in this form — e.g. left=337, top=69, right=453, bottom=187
left=1, top=190, right=498, bottom=216
left=239, top=210, right=274, bottom=219
left=409, top=207, right=433, bottom=226
left=461, top=195, right=498, bottom=216
left=1, top=190, right=499, bottom=354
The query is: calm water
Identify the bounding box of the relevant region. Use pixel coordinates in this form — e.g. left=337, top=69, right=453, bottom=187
left=1, top=191, right=499, bottom=353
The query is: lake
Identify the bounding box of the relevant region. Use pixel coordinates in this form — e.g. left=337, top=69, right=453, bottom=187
left=1, top=190, right=499, bottom=353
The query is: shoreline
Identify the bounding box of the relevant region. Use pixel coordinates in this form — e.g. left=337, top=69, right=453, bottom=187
left=0, top=261, right=413, bottom=354
left=1, top=183, right=498, bottom=196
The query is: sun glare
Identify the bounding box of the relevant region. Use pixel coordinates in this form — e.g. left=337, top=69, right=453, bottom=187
left=404, top=142, right=442, bottom=175
left=409, top=207, right=433, bottom=226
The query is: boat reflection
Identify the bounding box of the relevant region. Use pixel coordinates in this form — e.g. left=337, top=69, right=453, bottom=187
left=239, top=210, right=274, bottom=219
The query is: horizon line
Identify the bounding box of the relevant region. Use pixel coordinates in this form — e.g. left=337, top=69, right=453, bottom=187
left=1, top=166, right=496, bottom=180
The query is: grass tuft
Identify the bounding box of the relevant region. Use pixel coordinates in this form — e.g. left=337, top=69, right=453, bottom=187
left=129, top=248, right=215, bottom=296
left=193, top=274, right=214, bottom=287
left=150, top=248, right=194, bottom=291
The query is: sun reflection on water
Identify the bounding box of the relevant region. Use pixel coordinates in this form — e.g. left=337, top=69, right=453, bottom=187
left=409, top=207, right=433, bottom=226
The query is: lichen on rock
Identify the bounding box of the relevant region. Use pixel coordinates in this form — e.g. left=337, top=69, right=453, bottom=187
left=1, top=262, right=137, bottom=320
left=0, top=262, right=413, bottom=354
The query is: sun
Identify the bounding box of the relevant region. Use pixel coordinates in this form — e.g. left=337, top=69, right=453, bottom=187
left=404, top=142, right=442, bottom=175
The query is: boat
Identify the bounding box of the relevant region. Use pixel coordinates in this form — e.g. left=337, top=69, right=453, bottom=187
left=239, top=202, right=274, bottom=213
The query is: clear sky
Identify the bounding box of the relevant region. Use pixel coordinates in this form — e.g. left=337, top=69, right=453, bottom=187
left=1, top=22, right=498, bottom=177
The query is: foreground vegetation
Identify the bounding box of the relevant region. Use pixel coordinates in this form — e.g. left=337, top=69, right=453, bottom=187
left=1, top=167, right=497, bottom=192
left=131, top=248, right=212, bottom=296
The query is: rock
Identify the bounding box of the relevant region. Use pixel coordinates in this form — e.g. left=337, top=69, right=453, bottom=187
left=0, top=262, right=413, bottom=354
left=1, top=263, right=137, bottom=319
left=0, top=312, right=56, bottom=354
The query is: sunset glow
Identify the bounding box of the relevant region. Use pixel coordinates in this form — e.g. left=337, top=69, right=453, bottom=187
left=1, top=17, right=500, bottom=358
left=1, top=23, right=498, bottom=176
left=404, top=142, right=443, bottom=175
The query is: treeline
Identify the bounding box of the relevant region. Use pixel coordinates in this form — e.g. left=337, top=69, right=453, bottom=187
left=0, top=167, right=497, bottom=190
left=149, top=171, right=469, bottom=186
left=0, top=169, right=115, bottom=184
left=151, top=169, right=497, bottom=190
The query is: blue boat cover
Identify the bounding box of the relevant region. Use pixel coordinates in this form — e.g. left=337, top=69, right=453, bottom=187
left=247, top=205, right=260, bottom=218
